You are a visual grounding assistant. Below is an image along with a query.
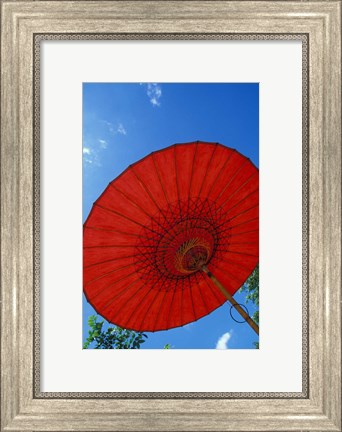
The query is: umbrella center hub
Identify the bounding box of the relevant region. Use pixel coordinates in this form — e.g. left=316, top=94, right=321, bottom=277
left=157, top=223, right=216, bottom=278
left=175, top=238, right=210, bottom=274
left=134, top=198, right=227, bottom=286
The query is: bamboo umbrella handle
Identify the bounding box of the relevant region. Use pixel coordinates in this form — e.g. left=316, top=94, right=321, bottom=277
left=202, top=265, right=259, bottom=335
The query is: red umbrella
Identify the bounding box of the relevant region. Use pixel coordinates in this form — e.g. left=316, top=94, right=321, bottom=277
left=83, top=141, right=259, bottom=333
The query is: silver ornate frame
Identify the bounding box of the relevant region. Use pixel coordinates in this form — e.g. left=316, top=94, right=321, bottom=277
left=33, top=33, right=309, bottom=400
left=1, top=2, right=340, bottom=431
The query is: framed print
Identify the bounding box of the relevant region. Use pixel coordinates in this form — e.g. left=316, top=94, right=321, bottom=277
left=1, top=1, right=341, bottom=431
left=40, top=39, right=302, bottom=394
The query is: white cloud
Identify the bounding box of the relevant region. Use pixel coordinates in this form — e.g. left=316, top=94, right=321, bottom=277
left=83, top=141, right=102, bottom=167
left=146, top=83, right=162, bottom=107
left=102, top=120, right=115, bottom=134
left=117, top=123, right=127, bottom=135
left=83, top=118, right=127, bottom=168
left=98, top=139, right=108, bottom=149
left=102, top=120, right=127, bottom=136
left=216, top=331, right=232, bottom=350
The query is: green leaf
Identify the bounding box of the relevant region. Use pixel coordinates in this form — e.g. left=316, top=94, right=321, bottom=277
left=84, top=315, right=149, bottom=349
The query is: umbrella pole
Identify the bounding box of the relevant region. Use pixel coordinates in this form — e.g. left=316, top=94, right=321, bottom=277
left=201, top=265, right=259, bottom=335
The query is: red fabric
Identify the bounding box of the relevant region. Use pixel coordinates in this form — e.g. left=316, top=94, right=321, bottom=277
left=83, top=142, right=259, bottom=331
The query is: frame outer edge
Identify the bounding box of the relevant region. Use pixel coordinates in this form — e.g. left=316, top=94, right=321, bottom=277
left=17, top=8, right=36, bottom=412
left=1, top=1, right=341, bottom=432
left=307, top=13, right=324, bottom=411
left=322, top=3, right=341, bottom=430
left=1, top=2, right=21, bottom=430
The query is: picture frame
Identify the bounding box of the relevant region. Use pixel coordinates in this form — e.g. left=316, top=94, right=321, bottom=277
left=1, top=1, right=340, bottom=431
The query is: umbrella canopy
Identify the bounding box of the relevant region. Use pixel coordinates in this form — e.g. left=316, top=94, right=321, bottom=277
left=83, top=141, right=259, bottom=332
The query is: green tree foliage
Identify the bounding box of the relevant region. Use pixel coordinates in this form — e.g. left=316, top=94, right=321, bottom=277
left=83, top=315, right=147, bottom=349
left=240, top=264, right=259, bottom=348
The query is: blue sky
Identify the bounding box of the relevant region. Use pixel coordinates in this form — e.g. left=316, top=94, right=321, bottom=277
left=83, top=83, right=259, bottom=349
